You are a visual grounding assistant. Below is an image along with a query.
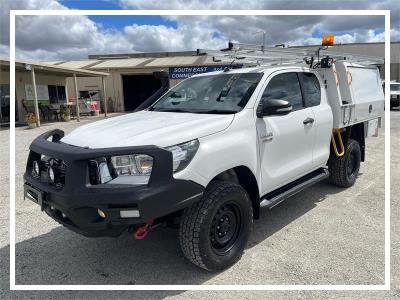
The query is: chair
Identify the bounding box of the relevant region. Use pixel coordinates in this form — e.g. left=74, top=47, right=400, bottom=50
left=51, top=107, right=61, bottom=121
left=38, top=103, right=51, bottom=121
left=70, top=106, right=76, bottom=120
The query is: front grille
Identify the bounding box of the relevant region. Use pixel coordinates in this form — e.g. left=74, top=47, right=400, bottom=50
left=49, top=158, right=66, bottom=188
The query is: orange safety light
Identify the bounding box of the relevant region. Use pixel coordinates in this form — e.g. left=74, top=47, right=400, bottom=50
left=321, top=34, right=334, bottom=46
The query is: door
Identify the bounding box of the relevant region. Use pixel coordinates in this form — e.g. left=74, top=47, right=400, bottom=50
left=256, top=71, right=316, bottom=194
left=297, top=72, right=332, bottom=168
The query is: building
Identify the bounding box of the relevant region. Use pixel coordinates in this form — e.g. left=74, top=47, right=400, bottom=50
left=0, top=58, right=108, bottom=126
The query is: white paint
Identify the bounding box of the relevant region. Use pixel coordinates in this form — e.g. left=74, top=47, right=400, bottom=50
left=61, top=110, right=234, bottom=148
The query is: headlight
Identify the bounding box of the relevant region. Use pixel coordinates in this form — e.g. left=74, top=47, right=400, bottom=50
left=165, top=139, right=199, bottom=173
left=98, top=161, right=112, bottom=183
left=111, top=154, right=153, bottom=176
left=134, top=155, right=153, bottom=175
left=90, top=154, right=153, bottom=185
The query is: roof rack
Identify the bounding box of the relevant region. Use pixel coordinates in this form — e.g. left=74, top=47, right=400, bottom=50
left=197, top=41, right=384, bottom=67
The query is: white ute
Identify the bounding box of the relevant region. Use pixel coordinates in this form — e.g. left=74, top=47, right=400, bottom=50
left=25, top=38, right=384, bottom=271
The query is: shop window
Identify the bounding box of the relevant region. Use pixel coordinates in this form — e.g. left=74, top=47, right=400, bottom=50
left=48, top=85, right=66, bottom=103
left=57, top=86, right=66, bottom=101
left=48, top=85, right=58, bottom=103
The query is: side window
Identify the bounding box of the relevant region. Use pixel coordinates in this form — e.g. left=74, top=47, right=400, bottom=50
left=262, top=72, right=303, bottom=110
left=298, top=72, right=321, bottom=107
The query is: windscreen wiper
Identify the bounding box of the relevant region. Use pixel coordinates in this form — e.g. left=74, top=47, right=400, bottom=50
left=152, top=108, right=192, bottom=113
left=195, top=110, right=238, bottom=114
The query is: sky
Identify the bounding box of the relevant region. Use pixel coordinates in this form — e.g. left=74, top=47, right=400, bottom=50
left=0, top=0, right=399, bottom=61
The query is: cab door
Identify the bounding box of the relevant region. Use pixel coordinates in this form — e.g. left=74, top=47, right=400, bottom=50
left=297, top=72, right=332, bottom=168
left=256, top=71, right=316, bottom=194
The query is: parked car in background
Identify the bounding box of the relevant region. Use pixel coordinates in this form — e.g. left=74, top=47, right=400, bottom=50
left=390, top=82, right=400, bottom=110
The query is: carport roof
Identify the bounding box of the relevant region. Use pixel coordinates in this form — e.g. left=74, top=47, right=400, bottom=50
left=42, top=54, right=225, bottom=71
left=145, top=56, right=200, bottom=67
left=89, top=57, right=150, bottom=69
left=48, top=60, right=100, bottom=69
left=0, top=58, right=109, bottom=77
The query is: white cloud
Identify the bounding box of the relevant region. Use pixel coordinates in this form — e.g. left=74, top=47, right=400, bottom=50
left=120, top=0, right=399, bottom=41
left=0, top=0, right=66, bottom=46
left=123, top=23, right=226, bottom=52
left=0, top=0, right=398, bottom=61
left=1, top=0, right=135, bottom=59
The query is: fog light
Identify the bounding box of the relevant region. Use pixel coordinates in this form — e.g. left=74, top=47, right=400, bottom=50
left=97, top=208, right=107, bottom=219
left=120, top=210, right=140, bottom=218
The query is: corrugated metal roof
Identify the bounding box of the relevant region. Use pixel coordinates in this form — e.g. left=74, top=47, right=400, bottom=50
left=1, top=58, right=109, bottom=77
left=145, top=56, right=199, bottom=67
left=40, top=55, right=239, bottom=71
left=90, top=58, right=150, bottom=69
left=42, top=61, right=64, bottom=65
left=56, top=60, right=99, bottom=69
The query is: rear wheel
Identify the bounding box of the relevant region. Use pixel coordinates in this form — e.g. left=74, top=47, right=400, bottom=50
left=179, top=180, right=253, bottom=271
left=328, top=139, right=361, bottom=187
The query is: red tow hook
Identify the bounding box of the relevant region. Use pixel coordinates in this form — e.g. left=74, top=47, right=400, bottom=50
left=133, top=219, right=154, bottom=240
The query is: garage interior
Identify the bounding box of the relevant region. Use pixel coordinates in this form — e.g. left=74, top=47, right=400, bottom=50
left=122, top=74, right=162, bottom=111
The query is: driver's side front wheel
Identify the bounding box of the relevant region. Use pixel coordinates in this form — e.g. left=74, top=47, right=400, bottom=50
left=179, top=180, right=253, bottom=271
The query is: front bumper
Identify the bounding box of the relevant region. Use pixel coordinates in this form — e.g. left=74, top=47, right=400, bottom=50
left=24, top=129, right=204, bottom=237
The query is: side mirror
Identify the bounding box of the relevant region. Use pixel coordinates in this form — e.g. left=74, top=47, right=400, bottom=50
left=256, top=98, right=292, bottom=118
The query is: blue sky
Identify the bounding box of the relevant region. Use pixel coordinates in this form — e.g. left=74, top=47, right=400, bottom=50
left=89, top=15, right=177, bottom=31
left=59, top=0, right=177, bottom=30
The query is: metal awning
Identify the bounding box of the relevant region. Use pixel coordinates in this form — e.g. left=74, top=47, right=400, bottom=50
left=0, top=58, right=109, bottom=77
left=1, top=58, right=109, bottom=127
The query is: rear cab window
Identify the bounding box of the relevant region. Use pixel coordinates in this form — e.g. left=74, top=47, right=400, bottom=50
left=261, top=71, right=321, bottom=111
left=298, top=72, right=321, bottom=107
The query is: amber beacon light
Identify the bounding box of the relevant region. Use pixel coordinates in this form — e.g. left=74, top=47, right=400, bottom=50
left=321, top=34, right=334, bottom=46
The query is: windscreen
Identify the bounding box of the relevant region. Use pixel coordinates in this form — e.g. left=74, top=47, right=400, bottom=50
left=149, top=73, right=263, bottom=114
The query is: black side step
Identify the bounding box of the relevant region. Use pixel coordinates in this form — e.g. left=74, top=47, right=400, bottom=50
left=260, top=168, right=329, bottom=209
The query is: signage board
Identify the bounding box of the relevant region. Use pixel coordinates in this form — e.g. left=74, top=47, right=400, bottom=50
left=168, top=65, right=242, bottom=79
left=25, top=84, right=49, bottom=101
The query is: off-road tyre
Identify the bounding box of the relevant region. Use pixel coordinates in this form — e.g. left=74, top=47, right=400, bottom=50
left=179, top=180, right=253, bottom=271
left=328, top=139, right=361, bottom=188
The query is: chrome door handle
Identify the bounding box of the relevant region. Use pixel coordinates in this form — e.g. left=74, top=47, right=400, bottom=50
left=303, top=117, right=314, bottom=125
left=260, top=132, right=273, bottom=142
